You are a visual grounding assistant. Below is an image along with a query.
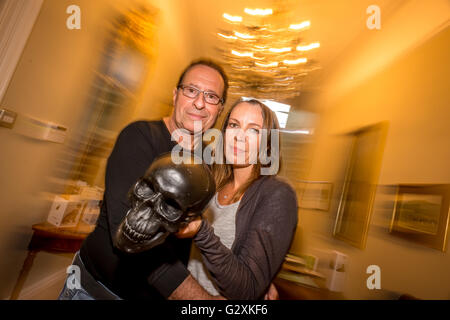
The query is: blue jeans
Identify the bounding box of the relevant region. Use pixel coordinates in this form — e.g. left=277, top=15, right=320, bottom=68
left=58, top=252, right=121, bottom=300
left=58, top=280, right=95, bottom=300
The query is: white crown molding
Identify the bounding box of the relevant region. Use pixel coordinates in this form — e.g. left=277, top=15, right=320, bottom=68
left=0, top=0, right=44, bottom=102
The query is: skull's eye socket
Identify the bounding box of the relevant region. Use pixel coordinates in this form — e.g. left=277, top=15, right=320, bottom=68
left=135, top=181, right=154, bottom=199
left=160, top=199, right=183, bottom=222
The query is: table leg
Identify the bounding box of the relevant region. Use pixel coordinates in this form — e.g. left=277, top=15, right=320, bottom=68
left=9, top=250, right=38, bottom=300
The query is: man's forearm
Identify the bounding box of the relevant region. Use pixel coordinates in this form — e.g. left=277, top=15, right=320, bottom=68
left=168, top=275, right=225, bottom=300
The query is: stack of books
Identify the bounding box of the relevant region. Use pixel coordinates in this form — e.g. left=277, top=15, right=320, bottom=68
left=277, top=253, right=325, bottom=288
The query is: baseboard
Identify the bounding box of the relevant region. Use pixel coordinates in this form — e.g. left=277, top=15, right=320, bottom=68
left=17, top=269, right=67, bottom=300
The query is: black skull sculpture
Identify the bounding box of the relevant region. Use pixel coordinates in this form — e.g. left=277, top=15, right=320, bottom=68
left=114, top=153, right=215, bottom=254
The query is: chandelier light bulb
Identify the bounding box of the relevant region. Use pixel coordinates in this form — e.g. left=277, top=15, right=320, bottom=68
left=231, top=50, right=254, bottom=57
left=296, top=42, right=320, bottom=51
left=244, top=8, right=273, bottom=16
left=218, top=33, right=238, bottom=40
left=255, top=61, right=279, bottom=67
left=234, top=31, right=255, bottom=39
left=289, top=21, right=311, bottom=30
left=283, top=58, right=308, bottom=65
left=223, top=13, right=243, bottom=22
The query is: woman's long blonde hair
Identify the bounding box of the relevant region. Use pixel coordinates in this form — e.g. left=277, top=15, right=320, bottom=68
left=211, top=98, right=281, bottom=203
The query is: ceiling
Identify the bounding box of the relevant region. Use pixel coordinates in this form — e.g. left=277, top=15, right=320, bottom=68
left=181, top=0, right=402, bottom=96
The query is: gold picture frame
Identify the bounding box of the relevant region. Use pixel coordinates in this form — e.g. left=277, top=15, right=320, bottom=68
left=390, top=184, right=450, bottom=252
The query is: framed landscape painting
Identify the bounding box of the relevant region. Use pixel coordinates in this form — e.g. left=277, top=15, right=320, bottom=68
left=390, top=184, right=450, bottom=252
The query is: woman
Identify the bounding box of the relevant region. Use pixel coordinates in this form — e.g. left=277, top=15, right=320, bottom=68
left=178, top=98, right=298, bottom=300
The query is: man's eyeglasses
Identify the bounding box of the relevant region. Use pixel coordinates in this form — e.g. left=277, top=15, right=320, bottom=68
left=177, top=85, right=223, bottom=105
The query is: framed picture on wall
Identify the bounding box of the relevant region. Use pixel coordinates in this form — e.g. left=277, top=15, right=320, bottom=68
left=389, top=184, right=450, bottom=252
left=297, top=181, right=333, bottom=211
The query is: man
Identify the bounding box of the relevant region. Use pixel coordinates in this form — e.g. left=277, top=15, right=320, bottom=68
left=59, top=59, right=228, bottom=300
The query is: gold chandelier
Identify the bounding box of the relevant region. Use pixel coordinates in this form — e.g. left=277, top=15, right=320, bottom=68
left=216, top=3, right=320, bottom=100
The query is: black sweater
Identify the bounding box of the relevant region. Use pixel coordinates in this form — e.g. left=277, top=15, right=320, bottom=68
left=80, top=120, right=192, bottom=299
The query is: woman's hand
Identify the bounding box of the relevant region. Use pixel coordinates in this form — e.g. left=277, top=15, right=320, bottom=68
left=264, top=282, right=279, bottom=300
left=175, top=216, right=203, bottom=239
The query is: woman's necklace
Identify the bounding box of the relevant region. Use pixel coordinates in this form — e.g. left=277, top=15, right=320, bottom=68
left=219, top=184, right=235, bottom=203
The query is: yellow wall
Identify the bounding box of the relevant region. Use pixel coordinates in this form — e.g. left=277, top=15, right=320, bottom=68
left=293, top=26, right=450, bottom=299
left=133, top=0, right=198, bottom=120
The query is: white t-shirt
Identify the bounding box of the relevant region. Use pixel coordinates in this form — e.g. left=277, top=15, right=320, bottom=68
left=187, top=193, right=240, bottom=296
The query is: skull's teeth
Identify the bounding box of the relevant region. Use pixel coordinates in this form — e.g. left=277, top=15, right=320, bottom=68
left=124, top=218, right=152, bottom=243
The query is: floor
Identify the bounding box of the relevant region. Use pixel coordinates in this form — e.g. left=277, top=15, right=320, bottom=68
left=23, top=276, right=66, bottom=300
